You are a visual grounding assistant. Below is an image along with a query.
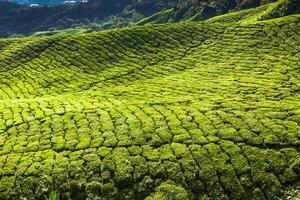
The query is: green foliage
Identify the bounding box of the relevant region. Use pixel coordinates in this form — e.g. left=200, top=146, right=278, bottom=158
left=47, top=192, right=59, bottom=200
left=136, top=9, right=174, bottom=26
left=0, top=3, right=299, bottom=199
left=145, top=181, right=189, bottom=200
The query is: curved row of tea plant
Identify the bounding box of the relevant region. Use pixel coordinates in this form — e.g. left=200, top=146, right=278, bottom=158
left=0, top=3, right=299, bottom=200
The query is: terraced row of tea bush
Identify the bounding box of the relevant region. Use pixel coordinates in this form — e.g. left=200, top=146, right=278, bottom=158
left=0, top=2, right=299, bottom=199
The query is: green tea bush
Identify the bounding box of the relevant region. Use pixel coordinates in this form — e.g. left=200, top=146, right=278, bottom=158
left=0, top=3, right=299, bottom=199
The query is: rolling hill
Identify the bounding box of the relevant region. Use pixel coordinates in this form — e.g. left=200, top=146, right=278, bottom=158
left=0, top=0, right=178, bottom=37
left=1, top=0, right=298, bottom=38
left=0, top=0, right=299, bottom=199
left=137, top=0, right=300, bottom=25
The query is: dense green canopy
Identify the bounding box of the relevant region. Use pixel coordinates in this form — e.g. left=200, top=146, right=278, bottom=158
left=0, top=1, right=299, bottom=199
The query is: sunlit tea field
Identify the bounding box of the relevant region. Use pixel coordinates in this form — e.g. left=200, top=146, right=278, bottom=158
left=0, top=1, right=299, bottom=199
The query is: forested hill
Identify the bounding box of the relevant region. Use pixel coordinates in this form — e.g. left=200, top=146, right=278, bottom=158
left=171, top=0, right=300, bottom=21
left=0, top=0, right=299, bottom=37
left=0, top=0, right=178, bottom=37
left=137, top=0, right=300, bottom=25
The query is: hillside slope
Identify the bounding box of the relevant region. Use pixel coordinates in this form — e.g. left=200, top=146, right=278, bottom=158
left=1, top=0, right=299, bottom=37
left=137, top=0, right=300, bottom=25
left=0, top=0, right=178, bottom=37
left=0, top=3, right=299, bottom=199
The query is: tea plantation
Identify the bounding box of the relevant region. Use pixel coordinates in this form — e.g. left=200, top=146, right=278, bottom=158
left=0, top=1, right=299, bottom=199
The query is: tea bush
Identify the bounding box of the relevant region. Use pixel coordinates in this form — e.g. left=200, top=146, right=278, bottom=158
left=0, top=2, right=299, bottom=199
